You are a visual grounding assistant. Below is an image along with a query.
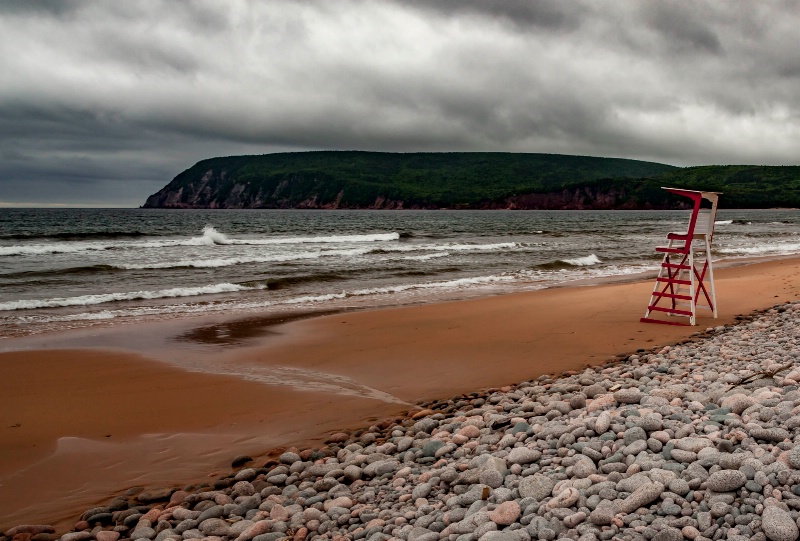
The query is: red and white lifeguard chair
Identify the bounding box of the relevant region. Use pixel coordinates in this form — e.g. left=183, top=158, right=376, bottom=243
left=641, top=187, right=721, bottom=326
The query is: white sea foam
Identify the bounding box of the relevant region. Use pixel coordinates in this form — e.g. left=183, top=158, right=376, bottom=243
left=2, top=227, right=401, bottom=257
left=4, top=264, right=662, bottom=329
left=0, top=283, right=260, bottom=311
left=402, top=252, right=450, bottom=261
left=275, top=275, right=515, bottom=304
left=445, top=242, right=519, bottom=251
left=561, top=254, right=602, bottom=266
left=118, top=248, right=371, bottom=270
left=188, top=226, right=232, bottom=245
left=0, top=242, right=111, bottom=256
left=236, top=232, right=400, bottom=244
left=350, top=275, right=515, bottom=296
left=715, top=220, right=733, bottom=225
left=717, top=242, right=800, bottom=256
left=281, top=292, right=349, bottom=304
left=373, top=241, right=521, bottom=255
left=176, top=226, right=400, bottom=246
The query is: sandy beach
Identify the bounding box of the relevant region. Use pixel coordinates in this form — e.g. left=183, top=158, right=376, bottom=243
left=1, top=257, right=799, bottom=532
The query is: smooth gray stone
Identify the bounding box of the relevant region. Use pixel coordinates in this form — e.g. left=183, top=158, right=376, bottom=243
left=762, top=506, right=800, bottom=541
left=623, top=427, right=647, bottom=445
left=518, top=474, right=555, bottom=501
left=616, top=482, right=665, bottom=514
left=197, top=505, right=225, bottom=522
left=706, top=470, right=746, bottom=492
left=130, top=528, right=156, bottom=541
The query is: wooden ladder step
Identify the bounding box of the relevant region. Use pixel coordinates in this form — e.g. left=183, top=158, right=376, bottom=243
left=652, top=292, right=692, bottom=301
left=662, top=263, right=691, bottom=270
left=647, top=305, right=693, bottom=316
left=656, top=277, right=691, bottom=286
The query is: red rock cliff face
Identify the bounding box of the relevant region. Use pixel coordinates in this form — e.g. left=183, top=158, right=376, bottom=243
left=143, top=171, right=679, bottom=210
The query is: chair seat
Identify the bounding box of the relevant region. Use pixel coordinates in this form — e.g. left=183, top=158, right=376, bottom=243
left=667, top=231, right=709, bottom=240
left=656, top=245, right=689, bottom=254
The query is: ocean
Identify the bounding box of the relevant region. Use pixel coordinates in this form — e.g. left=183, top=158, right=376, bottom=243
left=1, top=208, right=798, bottom=339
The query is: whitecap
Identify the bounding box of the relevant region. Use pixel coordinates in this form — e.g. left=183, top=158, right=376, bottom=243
left=0, top=283, right=262, bottom=311
left=561, top=254, right=602, bottom=266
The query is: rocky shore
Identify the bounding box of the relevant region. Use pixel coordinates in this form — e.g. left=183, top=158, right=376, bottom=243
left=5, top=300, right=800, bottom=541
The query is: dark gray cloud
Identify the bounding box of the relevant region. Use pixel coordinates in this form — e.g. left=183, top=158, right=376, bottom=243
left=1, top=0, right=799, bottom=206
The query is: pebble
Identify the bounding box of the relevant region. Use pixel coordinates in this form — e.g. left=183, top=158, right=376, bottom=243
left=653, top=527, right=683, bottom=541
left=15, top=301, right=800, bottom=541
left=762, top=506, right=799, bottom=541
left=518, top=474, right=555, bottom=501
left=614, top=388, right=644, bottom=404
left=588, top=507, right=615, bottom=526
left=487, top=501, right=520, bottom=526
left=617, top=482, right=665, bottom=514
left=5, top=526, right=56, bottom=537
left=789, top=446, right=800, bottom=469
left=707, top=470, right=747, bottom=492
left=545, top=487, right=580, bottom=511
left=594, top=411, right=612, bottom=434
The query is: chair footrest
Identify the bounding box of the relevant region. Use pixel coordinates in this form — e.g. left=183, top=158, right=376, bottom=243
left=640, top=317, right=692, bottom=326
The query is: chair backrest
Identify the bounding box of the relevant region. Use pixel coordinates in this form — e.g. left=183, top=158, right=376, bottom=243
left=662, top=187, right=721, bottom=242
left=695, top=192, right=720, bottom=241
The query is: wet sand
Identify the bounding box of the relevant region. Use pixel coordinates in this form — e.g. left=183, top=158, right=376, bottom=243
left=1, top=257, right=799, bottom=530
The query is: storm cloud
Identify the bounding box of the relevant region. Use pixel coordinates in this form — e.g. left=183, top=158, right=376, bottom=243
left=1, top=0, right=798, bottom=206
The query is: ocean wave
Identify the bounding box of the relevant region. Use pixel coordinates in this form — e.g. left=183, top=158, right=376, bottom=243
left=371, top=241, right=522, bottom=255
left=0, top=283, right=261, bottom=311
left=402, top=252, right=450, bottom=261
left=714, top=220, right=733, bottom=225
left=0, top=264, right=118, bottom=278
left=117, top=248, right=370, bottom=270
left=278, top=274, right=515, bottom=304
left=0, top=243, right=113, bottom=256
left=227, top=231, right=401, bottom=245
left=0, top=231, right=150, bottom=241
left=135, top=228, right=400, bottom=248
left=561, top=254, right=602, bottom=266
left=717, top=242, right=800, bottom=256
left=8, top=265, right=668, bottom=328
left=240, top=272, right=348, bottom=291
left=445, top=242, right=519, bottom=251
left=0, top=226, right=400, bottom=257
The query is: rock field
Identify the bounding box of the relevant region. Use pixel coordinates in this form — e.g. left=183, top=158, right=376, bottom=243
left=4, top=301, right=800, bottom=541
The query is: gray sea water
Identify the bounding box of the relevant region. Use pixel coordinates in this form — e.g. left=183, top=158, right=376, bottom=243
left=1, top=208, right=798, bottom=339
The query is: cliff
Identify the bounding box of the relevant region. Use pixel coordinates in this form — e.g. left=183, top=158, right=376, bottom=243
left=142, top=151, right=800, bottom=210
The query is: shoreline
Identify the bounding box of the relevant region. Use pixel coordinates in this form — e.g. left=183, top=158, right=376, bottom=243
left=1, top=256, right=799, bottom=531
left=2, top=253, right=793, bottom=349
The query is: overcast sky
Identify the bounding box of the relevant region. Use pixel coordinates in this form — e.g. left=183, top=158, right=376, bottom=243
left=1, top=1, right=799, bottom=207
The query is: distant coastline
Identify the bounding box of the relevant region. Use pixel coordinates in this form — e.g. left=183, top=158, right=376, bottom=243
left=142, top=151, right=800, bottom=210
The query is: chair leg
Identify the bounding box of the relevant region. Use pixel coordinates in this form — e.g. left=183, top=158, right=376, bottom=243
left=688, top=247, right=696, bottom=326
left=706, top=237, right=718, bottom=318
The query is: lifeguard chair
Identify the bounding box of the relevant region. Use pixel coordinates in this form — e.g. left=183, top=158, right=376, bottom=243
left=641, top=187, right=721, bottom=326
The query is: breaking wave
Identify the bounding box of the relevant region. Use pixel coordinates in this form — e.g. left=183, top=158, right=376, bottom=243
left=0, top=283, right=262, bottom=311
left=561, top=254, right=602, bottom=266
left=717, top=242, right=800, bottom=256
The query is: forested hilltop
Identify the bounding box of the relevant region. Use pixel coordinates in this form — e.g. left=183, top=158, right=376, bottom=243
left=142, top=151, right=800, bottom=209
